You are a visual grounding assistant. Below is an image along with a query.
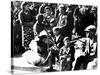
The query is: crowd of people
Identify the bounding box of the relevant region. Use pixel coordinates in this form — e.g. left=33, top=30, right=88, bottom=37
left=11, top=1, right=97, bottom=71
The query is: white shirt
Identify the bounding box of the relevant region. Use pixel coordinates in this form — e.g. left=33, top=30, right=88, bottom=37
left=55, top=35, right=60, bottom=42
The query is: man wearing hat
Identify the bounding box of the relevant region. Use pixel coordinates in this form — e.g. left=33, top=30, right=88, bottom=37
left=84, top=25, right=96, bottom=38
left=86, top=25, right=97, bottom=69
left=84, top=25, right=97, bottom=70
left=71, top=25, right=97, bottom=70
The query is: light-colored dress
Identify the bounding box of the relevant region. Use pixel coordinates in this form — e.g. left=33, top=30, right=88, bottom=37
left=22, top=39, right=44, bottom=65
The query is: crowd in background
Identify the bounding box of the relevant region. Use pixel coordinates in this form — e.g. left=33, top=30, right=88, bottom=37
left=11, top=1, right=97, bottom=71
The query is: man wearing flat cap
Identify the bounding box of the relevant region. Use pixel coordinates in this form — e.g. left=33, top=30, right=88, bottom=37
left=84, top=25, right=97, bottom=70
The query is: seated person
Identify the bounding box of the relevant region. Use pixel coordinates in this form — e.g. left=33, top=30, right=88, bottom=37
left=40, top=27, right=64, bottom=70
left=59, top=37, right=72, bottom=71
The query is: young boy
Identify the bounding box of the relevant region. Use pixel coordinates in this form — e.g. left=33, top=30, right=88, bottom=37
left=59, top=37, right=72, bottom=71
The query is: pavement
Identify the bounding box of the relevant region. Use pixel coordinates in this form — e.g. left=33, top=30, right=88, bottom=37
left=11, top=55, right=60, bottom=75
